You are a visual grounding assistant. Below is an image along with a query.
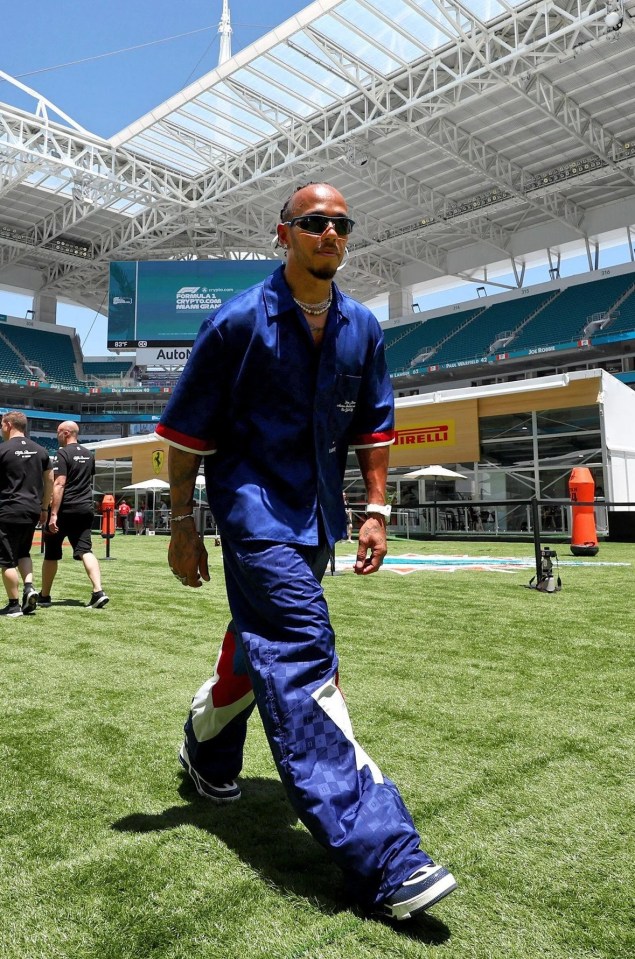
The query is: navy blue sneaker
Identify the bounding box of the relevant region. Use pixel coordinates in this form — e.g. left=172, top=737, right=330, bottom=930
left=178, top=743, right=241, bottom=803
left=379, top=863, right=457, bottom=920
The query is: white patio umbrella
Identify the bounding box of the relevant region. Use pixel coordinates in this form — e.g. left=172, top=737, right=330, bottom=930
left=194, top=474, right=207, bottom=506
left=402, top=465, right=466, bottom=535
left=402, top=465, right=466, bottom=481
left=194, top=474, right=216, bottom=535
left=123, top=478, right=170, bottom=491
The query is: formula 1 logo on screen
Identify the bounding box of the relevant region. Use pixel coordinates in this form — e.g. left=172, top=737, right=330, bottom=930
left=176, top=287, right=223, bottom=311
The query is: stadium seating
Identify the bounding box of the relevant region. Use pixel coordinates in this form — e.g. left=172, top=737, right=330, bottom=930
left=380, top=273, right=635, bottom=375
left=381, top=321, right=425, bottom=371
left=510, top=273, right=635, bottom=351
left=0, top=331, right=30, bottom=379
left=385, top=311, right=480, bottom=372
left=2, top=271, right=635, bottom=391
left=0, top=325, right=81, bottom=387
left=596, top=279, right=635, bottom=335
left=31, top=435, right=60, bottom=453
left=432, top=293, right=553, bottom=365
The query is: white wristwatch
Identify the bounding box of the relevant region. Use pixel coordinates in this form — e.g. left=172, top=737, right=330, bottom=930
left=365, top=503, right=392, bottom=520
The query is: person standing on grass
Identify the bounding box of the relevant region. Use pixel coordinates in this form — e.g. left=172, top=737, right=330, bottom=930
left=118, top=499, right=131, bottom=535
left=39, top=420, right=109, bottom=610
left=0, top=411, right=54, bottom=617
left=134, top=504, right=144, bottom=534
left=157, top=182, right=456, bottom=921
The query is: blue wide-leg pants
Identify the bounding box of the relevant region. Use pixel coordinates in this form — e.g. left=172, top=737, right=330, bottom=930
left=184, top=538, right=432, bottom=907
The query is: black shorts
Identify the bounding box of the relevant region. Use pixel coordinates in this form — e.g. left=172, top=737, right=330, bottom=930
left=0, top=521, right=37, bottom=568
left=44, top=512, right=94, bottom=562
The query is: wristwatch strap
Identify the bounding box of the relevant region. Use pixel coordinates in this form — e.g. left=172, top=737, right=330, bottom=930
left=365, top=503, right=391, bottom=519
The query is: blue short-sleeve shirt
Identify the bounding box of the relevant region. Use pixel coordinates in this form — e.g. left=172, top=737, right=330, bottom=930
left=157, top=266, right=394, bottom=546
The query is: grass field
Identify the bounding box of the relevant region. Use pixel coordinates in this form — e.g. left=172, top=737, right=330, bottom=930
left=1, top=534, right=633, bottom=959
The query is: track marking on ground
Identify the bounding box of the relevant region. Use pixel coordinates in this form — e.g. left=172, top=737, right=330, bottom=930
left=334, top=554, right=630, bottom=575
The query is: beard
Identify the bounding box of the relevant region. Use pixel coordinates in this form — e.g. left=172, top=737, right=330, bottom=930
left=308, top=261, right=339, bottom=281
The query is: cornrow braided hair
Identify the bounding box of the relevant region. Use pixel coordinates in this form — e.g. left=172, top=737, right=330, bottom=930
left=279, top=182, right=321, bottom=222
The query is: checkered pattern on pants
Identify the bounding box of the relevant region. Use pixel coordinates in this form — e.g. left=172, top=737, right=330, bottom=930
left=184, top=538, right=431, bottom=907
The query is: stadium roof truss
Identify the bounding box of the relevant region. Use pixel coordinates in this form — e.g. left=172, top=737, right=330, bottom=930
left=0, top=0, right=634, bottom=313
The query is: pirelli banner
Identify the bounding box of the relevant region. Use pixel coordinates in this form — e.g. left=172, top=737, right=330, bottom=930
left=391, top=399, right=480, bottom=468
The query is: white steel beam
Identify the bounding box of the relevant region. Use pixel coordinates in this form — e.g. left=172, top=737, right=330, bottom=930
left=516, top=62, right=635, bottom=189
left=194, top=2, right=609, bottom=203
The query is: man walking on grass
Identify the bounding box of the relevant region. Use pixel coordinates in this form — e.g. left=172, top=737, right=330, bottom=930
left=158, top=182, right=456, bottom=921
left=0, top=411, right=53, bottom=617
left=39, top=420, right=108, bottom=610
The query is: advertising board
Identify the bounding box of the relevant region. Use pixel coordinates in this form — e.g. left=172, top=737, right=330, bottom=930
left=108, top=259, right=278, bottom=350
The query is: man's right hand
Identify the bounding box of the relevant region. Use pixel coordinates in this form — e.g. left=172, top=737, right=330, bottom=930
left=168, top=521, right=210, bottom=588
left=354, top=516, right=387, bottom=575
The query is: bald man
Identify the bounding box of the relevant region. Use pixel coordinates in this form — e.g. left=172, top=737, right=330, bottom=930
left=40, top=420, right=108, bottom=609
left=158, top=182, right=456, bottom=920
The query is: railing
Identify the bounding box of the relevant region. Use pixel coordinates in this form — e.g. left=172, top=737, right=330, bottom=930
left=351, top=498, right=625, bottom=539
left=113, top=499, right=627, bottom=540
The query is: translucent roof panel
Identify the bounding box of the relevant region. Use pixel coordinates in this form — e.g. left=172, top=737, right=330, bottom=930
left=190, top=88, right=277, bottom=140
left=168, top=108, right=255, bottom=152
left=263, top=46, right=356, bottom=104
left=313, top=0, right=457, bottom=66
left=132, top=129, right=211, bottom=176
left=26, top=171, right=73, bottom=195
left=115, top=0, right=551, bottom=174
left=289, top=32, right=376, bottom=87
left=232, top=63, right=322, bottom=118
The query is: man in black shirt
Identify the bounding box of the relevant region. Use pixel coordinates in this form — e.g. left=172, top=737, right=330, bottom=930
left=40, top=420, right=109, bottom=609
left=0, top=411, right=54, bottom=617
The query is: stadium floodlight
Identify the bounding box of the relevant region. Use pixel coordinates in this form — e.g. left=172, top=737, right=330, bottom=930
left=605, top=1, right=623, bottom=29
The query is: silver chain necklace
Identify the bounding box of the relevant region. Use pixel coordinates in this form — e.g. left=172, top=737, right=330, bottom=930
left=292, top=291, right=332, bottom=315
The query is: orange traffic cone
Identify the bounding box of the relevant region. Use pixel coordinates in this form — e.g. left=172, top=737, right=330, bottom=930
left=569, top=467, right=599, bottom=556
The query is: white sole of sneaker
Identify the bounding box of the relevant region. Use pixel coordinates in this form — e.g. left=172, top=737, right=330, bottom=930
left=178, top=745, right=241, bottom=803
left=87, top=597, right=109, bottom=609
left=384, top=871, right=457, bottom=920
left=22, top=592, right=38, bottom=614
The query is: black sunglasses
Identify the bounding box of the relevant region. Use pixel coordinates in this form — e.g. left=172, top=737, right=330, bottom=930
left=283, top=214, right=355, bottom=237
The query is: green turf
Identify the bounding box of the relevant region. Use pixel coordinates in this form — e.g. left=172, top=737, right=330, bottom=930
left=1, top=535, right=633, bottom=958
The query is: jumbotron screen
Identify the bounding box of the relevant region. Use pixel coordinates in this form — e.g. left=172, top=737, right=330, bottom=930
left=107, top=259, right=278, bottom=350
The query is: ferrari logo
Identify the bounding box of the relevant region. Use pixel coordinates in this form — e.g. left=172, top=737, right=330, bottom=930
left=152, top=449, right=165, bottom=474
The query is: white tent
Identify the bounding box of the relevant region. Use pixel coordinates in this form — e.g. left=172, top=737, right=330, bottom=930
left=122, top=478, right=170, bottom=529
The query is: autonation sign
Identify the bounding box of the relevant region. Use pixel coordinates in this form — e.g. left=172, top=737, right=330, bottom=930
left=136, top=346, right=192, bottom=367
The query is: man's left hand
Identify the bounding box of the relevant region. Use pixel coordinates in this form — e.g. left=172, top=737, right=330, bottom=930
left=168, top=522, right=210, bottom=588
left=354, top=517, right=387, bottom=575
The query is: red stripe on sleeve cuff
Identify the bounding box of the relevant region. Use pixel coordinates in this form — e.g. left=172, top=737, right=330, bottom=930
left=156, top=423, right=217, bottom=455
left=350, top=430, right=395, bottom=448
